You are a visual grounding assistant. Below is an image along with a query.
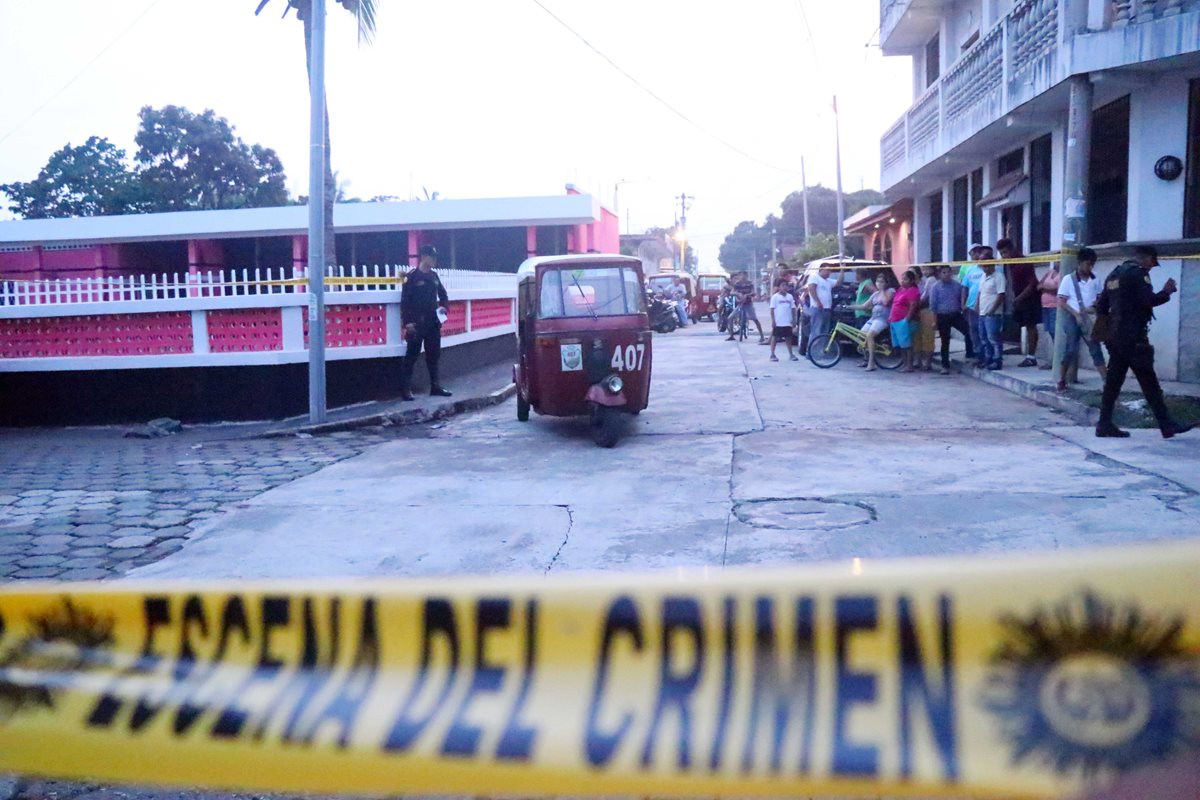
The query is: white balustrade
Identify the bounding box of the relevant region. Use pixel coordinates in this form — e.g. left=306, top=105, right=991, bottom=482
left=0, top=265, right=517, bottom=308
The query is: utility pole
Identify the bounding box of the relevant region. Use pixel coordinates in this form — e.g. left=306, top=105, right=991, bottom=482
left=306, top=0, right=328, bottom=424
left=1053, top=74, right=1093, bottom=382
left=1052, top=1, right=1091, bottom=383
left=676, top=191, right=694, bottom=272
left=833, top=96, right=846, bottom=266
left=801, top=156, right=811, bottom=244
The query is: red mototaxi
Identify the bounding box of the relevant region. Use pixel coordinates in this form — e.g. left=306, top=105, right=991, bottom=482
left=514, top=255, right=652, bottom=445
left=691, top=273, right=728, bottom=321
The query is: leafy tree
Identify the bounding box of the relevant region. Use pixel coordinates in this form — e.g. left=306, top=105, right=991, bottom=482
left=790, top=233, right=840, bottom=265
left=718, top=220, right=772, bottom=273
left=0, top=109, right=291, bottom=218
left=718, top=185, right=886, bottom=270
left=0, top=137, right=143, bottom=218
left=135, top=105, right=288, bottom=212
left=255, top=0, right=377, bottom=271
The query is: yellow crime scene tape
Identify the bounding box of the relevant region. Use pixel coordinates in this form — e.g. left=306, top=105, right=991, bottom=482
left=906, top=252, right=1200, bottom=270
left=0, top=541, right=1197, bottom=799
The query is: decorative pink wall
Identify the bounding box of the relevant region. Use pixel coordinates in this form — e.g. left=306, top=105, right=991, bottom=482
left=472, top=298, right=513, bottom=329
left=0, top=312, right=193, bottom=358
left=303, top=304, right=387, bottom=348
left=208, top=308, right=282, bottom=352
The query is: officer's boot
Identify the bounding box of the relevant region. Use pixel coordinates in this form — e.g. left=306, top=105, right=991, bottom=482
left=398, top=363, right=415, bottom=402
left=1095, top=377, right=1129, bottom=438
left=1148, top=394, right=1193, bottom=439
left=428, top=362, right=452, bottom=397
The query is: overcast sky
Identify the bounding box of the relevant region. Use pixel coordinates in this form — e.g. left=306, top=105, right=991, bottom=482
left=0, top=0, right=912, bottom=265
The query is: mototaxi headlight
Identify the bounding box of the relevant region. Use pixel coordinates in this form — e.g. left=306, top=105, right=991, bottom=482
left=603, top=374, right=624, bottom=394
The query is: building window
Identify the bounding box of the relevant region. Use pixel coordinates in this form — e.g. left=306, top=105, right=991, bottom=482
left=883, top=233, right=893, bottom=263
left=971, top=167, right=984, bottom=245
left=1029, top=134, right=1053, bottom=253
left=928, top=190, right=944, bottom=263
left=872, top=234, right=883, bottom=262
left=925, top=33, right=940, bottom=88
left=952, top=175, right=969, bottom=261
left=997, top=147, right=1024, bottom=178
left=961, top=30, right=980, bottom=52
left=1089, top=95, right=1130, bottom=244
left=1186, top=79, right=1200, bottom=239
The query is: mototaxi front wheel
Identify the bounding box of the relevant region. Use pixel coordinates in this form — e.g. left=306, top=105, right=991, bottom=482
left=590, top=405, right=621, bottom=448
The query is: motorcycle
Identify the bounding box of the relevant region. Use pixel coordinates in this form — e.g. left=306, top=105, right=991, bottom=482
left=648, top=294, right=679, bottom=333
left=716, top=294, right=737, bottom=333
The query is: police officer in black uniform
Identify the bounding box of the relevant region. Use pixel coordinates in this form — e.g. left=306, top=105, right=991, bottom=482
left=1094, top=244, right=1191, bottom=439
left=399, top=244, right=452, bottom=401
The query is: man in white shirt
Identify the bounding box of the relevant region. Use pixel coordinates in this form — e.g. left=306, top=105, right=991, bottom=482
left=805, top=265, right=842, bottom=340
left=1055, top=247, right=1107, bottom=390
left=977, top=262, right=1006, bottom=370
left=768, top=279, right=799, bottom=361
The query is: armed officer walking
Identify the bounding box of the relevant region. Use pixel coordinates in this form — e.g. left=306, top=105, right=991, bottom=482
left=1094, top=244, right=1191, bottom=439
left=399, top=244, right=453, bottom=401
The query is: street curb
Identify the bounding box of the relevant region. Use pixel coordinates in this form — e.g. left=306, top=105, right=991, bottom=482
left=257, top=383, right=517, bottom=438
left=952, top=361, right=1100, bottom=425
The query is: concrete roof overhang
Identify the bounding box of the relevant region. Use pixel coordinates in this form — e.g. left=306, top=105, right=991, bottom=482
left=0, top=193, right=602, bottom=246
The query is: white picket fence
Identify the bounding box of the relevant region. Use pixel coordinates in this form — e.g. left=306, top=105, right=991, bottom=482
left=0, top=265, right=517, bottom=306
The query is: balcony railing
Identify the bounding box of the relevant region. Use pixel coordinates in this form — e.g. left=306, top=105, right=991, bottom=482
left=881, top=0, right=1059, bottom=186
left=883, top=0, right=1200, bottom=187
left=1113, top=0, right=1192, bottom=22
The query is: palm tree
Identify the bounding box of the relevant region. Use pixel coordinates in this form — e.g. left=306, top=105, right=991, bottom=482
left=255, top=0, right=376, bottom=271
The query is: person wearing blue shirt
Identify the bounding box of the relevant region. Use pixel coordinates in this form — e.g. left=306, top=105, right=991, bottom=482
left=958, top=244, right=988, bottom=365
left=929, top=266, right=972, bottom=374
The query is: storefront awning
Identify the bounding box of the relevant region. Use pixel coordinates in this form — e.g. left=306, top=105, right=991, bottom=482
left=977, top=172, right=1029, bottom=210
left=843, top=198, right=913, bottom=235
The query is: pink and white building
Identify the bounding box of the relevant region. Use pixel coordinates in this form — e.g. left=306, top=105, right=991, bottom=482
left=0, top=188, right=619, bottom=424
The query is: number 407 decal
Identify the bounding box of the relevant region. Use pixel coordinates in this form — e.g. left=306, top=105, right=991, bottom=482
left=610, top=344, right=646, bottom=371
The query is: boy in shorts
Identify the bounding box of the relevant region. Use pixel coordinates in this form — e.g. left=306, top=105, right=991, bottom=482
left=768, top=278, right=799, bottom=361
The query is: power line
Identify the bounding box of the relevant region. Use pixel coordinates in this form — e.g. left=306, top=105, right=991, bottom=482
left=528, top=0, right=801, bottom=174
left=0, top=0, right=166, bottom=147
left=791, top=0, right=817, bottom=48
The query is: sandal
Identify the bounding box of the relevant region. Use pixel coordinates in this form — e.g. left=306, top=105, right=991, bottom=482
left=865, top=366, right=877, bottom=372
left=769, top=354, right=779, bottom=362
left=789, top=354, right=799, bottom=361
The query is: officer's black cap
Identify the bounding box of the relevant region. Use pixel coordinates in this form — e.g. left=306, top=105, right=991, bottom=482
left=418, top=244, right=438, bottom=258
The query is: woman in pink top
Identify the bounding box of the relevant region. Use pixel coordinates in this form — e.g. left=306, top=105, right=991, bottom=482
left=889, top=269, right=922, bottom=372
left=1038, top=265, right=1061, bottom=369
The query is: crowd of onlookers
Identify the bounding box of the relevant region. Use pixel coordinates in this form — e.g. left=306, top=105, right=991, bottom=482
left=715, top=238, right=1110, bottom=389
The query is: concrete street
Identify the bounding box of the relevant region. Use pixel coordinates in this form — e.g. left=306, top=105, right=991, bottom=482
left=2, top=317, right=1198, bottom=800
left=121, top=321, right=1200, bottom=582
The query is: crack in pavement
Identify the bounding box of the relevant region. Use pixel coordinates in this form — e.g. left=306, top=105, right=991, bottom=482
left=544, top=504, right=574, bottom=575
left=1039, top=428, right=1198, bottom=518
left=1041, top=429, right=1199, bottom=498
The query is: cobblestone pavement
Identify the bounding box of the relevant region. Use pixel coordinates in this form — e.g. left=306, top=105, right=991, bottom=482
left=0, top=426, right=408, bottom=582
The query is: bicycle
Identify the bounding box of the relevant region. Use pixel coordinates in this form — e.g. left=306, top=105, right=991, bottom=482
left=726, top=302, right=749, bottom=341
left=807, top=319, right=903, bottom=369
